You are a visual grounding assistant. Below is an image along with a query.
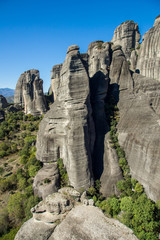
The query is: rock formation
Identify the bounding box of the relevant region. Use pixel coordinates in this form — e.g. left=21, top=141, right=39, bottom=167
left=50, top=64, right=62, bottom=101
left=15, top=188, right=138, bottom=240
left=36, top=43, right=123, bottom=197
left=14, top=69, right=47, bottom=115
left=36, top=45, right=94, bottom=191
left=117, top=73, right=160, bottom=201
left=136, top=15, right=160, bottom=81
left=33, top=163, right=59, bottom=199
left=15, top=15, right=160, bottom=240
left=111, top=20, right=141, bottom=61
left=35, top=16, right=160, bottom=202
left=0, top=95, right=8, bottom=108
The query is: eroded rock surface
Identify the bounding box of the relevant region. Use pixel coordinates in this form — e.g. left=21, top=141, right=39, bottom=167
left=33, top=163, right=59, bottom=199
left=15, top=190, right=138, bottom=240
left=14, top=218, right=55, bottom=240
left=36, top=45, right=93, bottom=190
left=117, top=73, right=160, bottom=201
left=136, top=16, right=160, bottom=81
left=111, top=20, right=141, bottom=60
left=36, top=18, right=160, bottom=202
left=49, top=205, right=138, bottom=240
left=14, top=69, right=47, bottom=115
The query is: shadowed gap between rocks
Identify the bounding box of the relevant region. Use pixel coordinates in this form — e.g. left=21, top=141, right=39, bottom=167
left=90, top=71, right=120, bottom=180
left=90, top=70, right=120, bottom=180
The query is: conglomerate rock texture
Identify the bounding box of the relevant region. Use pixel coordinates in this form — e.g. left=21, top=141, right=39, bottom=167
left=14, top=69, right=47, bottom=115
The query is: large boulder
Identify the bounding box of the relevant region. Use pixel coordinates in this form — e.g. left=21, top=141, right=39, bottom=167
left=33, top=163, right=59, bottom=200
left=15, top=190, right=138, bottom=240
left=14, top=69, right=47, bottom=115
left=49, top=205, right=138, bottom=240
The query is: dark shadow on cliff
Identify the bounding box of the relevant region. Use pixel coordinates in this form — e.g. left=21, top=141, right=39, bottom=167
left=90, top=71, right=120, bottom=180
left=90, top=71, right=109, bottom=180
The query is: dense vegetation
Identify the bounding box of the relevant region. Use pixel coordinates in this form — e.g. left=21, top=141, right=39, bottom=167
left=0, top=110, right=43, bottom=240
left=87, top=88, right=160, bottom=240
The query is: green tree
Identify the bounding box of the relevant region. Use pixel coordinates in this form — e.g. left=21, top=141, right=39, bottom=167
left=8, top=192, right=25, bottom=224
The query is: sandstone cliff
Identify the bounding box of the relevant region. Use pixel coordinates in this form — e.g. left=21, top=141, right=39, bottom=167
left=36, top=43, right=123, bottom=197
left=14, top=15, right=160, bottom=240
left=36, top=45, right=94, bottom=191
left=14, top=69, right=47, bottom=115
left=111, top=20, right=141, bottom=61
left=136, top=15, right=160, bottom=81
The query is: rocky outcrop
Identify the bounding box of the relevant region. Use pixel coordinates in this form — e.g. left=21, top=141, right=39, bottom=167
left=136, top=16, right=160, bottom=81
left=15, top=189, right=138, bottom=240
left=50, top=205, right=138, bottom=240
left=87, top=41, right=111, bottom=77
left=14, top=69, right=47, bottom=115
left=111, top=20, right=141, bottom=60
left=36, top=43, right=123, bottom=197
left=0, top=95, right=8, bottom=108
left=117, top=73, right=160, bottom=201
left=36, top=17, right=160, bottom=202
left=36, top=45, right=94, bottom=190
left=50, top=64, right=62, bottom=101
left=87, top=41, right=123, bottom=194
left=33, top=163, right=59, bottom=199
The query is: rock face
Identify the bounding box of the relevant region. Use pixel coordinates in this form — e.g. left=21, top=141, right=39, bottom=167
left=136, top=16, right=160, bottom=81
left=111, top=20, right=141, bottom=60
left=117, top=73, right=160, bottom=201
left=15, top=190, right=138, bottom=240
left=50, top=205, right=138, bottom=240
left=36, top=17, right=160, bottom=202
left=36, top=45, right=94, bottom=190
left=87, top=41, right=123, bottom=193
left=0, top=95, right=8, bottom=108
left=33, top=163, right=59, bottom=199
left=15, top=16, right=160, bottom=240
left=50, top=64, right=62, bottom=101
left=14, top=69, right=47, bottom=115
left=36, top=43, right=123, bottom=196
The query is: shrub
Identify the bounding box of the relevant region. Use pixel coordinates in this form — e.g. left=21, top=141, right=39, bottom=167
left=134, top=183, right=143, bottom=194
left=8, top=192, right=25, bottom=224
left=28, top=165, right=40, bottom=177
left=0, top=208, right=9, bottom=236
left=57, top=158, right=68, bottom=188
left=0, top=227, right=20, bottom=240
left=44, top=178, right=51, bottom=184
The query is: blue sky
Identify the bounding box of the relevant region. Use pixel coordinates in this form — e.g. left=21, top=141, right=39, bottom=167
left=0, top=0, right=159, bottom=92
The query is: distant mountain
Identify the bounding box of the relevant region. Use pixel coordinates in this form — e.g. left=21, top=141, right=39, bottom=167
left=6, top=95, right=14, bottom=103
left=0, top=88, right=15, bottom=97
